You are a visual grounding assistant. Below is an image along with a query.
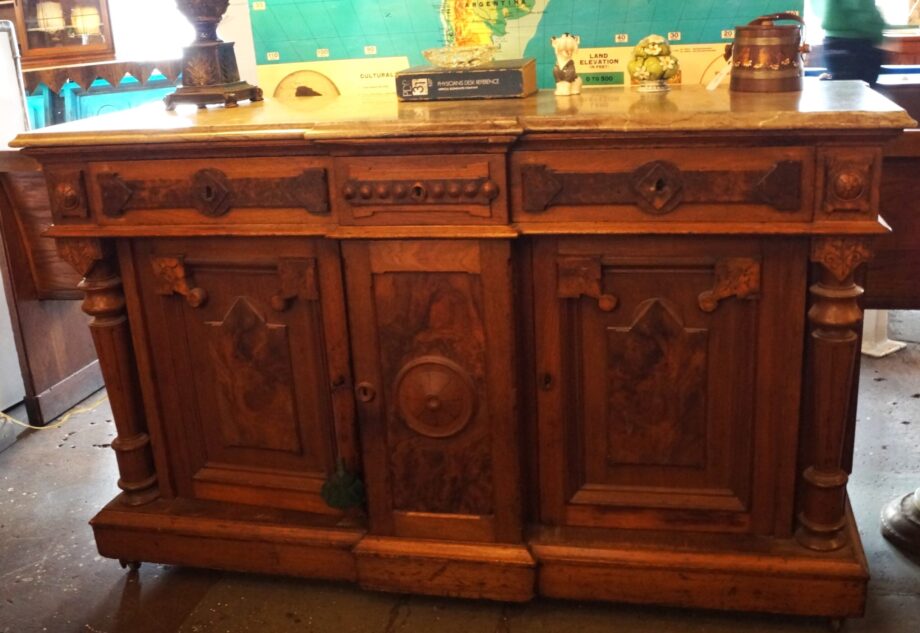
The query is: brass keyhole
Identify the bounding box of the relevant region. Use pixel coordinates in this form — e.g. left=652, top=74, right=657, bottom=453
left=203, top=184, right=215, bottom=201
left=653, top=178, right=667, bottom=193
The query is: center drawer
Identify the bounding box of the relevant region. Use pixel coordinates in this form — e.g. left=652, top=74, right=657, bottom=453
left=511, top=147, right=815, bottom=224
left=333, top=154, right=508, bottom=225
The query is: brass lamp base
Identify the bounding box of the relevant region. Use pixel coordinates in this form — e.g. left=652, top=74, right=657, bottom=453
left=881, top=488, right=920, bottom=557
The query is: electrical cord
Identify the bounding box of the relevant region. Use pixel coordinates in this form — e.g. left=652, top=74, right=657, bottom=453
left=0, top=393, right=110, bottom=430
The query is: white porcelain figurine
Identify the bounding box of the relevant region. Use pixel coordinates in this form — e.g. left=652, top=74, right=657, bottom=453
left=552, top=33, right=582, bottom=96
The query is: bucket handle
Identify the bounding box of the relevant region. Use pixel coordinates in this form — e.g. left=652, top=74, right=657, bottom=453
left=748, top=12, right=805, bottom=26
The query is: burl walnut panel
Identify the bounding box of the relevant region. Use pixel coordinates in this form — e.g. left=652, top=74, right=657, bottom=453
left=533, top=237, right=806, bottom=534
left=344, top=240, right=522, bottom=544
left=130, top=237, right=355, bottom=515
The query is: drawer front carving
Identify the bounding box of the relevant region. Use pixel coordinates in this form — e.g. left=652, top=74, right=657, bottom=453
left=334, top=154, right=507, bottom=225
left=87, top=159, right=331, bottom=225
left=533, top=237, right=806, bottom=534
left=343, top=240, right=521, bottom=543
left=133, top=238, right=356, bottom=515
left=512, top=148, right=814, bottom=222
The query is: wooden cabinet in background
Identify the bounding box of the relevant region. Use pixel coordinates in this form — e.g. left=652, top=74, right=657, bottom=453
left=0, top=161, right=102, bottom=425
left=9, top=0, right=114, bottom=69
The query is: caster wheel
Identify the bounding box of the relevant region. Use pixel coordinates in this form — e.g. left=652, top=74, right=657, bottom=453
left=828, top=618, right=845, bottom=632
left=118, top=559, right=141, bottom=572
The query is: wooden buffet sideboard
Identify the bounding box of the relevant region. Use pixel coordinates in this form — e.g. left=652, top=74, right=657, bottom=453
left=13, top=82, right=914, bottom=619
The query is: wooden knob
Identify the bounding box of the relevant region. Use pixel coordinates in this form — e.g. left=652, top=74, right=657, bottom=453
left=356, top=382, right=376, bottom=403
left=186, top=287, right=208, bottom=308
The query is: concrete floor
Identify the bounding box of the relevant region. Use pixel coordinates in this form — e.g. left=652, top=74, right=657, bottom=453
left=1, top=315, right=918, bottom=633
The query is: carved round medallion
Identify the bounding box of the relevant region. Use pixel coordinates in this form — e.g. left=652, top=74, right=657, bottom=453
left=832, top=169, right=865, bottom=201
left=395, top=356, right=477, bottom=439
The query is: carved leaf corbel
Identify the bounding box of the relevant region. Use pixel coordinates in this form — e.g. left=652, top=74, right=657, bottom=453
left=271, top=258, right=319, bottom=312
left=56, top=238, right=106, bottom=277
left=151, top=256, right=208, bottom=308
left=698, top=258, right=762, bottom=313
left=557, top=256, right=618, bottom=312
left=811, top=238, right=872, bottom=282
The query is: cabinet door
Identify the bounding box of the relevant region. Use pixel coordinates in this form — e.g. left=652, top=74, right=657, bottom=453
left=130, top=237, right=355, bottom=516
left=343, top=240, right=522, bottom=543
left=533, top=237, right=807, bottom=535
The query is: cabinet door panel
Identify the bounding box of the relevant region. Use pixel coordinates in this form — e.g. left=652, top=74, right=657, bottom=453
left=344, top=240, right=521, bottom=543
left=534, top=237, right=806, bottom=534
left=132, top=238, right=354, bottom=515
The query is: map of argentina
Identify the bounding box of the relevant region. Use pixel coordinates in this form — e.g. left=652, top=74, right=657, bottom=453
left=251, top=0, right=803, bottom=97
left=442, top=0, right=549, bottom=59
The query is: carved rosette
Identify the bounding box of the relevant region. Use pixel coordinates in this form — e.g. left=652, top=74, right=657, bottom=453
left=395, top=356, right=477, bottom=439
left=821, top=151, right=879, bottom=215
left=796, top=237, right=872, bottom=552
left=47, top=169, right=89, bottom=220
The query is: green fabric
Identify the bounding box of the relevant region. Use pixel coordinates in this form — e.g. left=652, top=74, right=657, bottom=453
left=813, top=0, right=886, bottom=42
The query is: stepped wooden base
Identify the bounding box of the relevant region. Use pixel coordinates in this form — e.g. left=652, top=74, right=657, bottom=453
left=90, top=496, right=363, bottom=582
left=530, top=506, right=869, bottom=618
left=881, top=489, right=920, bottom=556
left=91, top=495, right=868, bottom=618
left=355, top=537, right=535, bottom=602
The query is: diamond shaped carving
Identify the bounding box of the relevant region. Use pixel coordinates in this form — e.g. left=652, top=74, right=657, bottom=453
left=191, top=168, right=232, bottom=217
left=630, top=161, right=684, bottom=215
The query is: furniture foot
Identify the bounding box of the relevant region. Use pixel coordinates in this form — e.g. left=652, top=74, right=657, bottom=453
left=119, top=559, right=141, bottom=572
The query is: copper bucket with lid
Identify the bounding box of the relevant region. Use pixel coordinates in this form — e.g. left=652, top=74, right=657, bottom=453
left=727, top=12, right=809, bottom=92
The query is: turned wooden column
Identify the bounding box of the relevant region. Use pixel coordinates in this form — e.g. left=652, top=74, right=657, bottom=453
left=796, top=237, right=872, bottom=551
left=57, top=238, right=159, bottom=506
left=881, top=488, right=920, bottom=556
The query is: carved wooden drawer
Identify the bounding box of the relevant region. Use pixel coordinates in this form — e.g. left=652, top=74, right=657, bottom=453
left=86, top=158, right=331, bottom=225
left=333, top=154, right=507, bottom=225
left=511, top=147, right=815, bottom=223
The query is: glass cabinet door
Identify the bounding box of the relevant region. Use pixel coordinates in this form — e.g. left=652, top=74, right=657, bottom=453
left=16, top=0, right=114, bottom=67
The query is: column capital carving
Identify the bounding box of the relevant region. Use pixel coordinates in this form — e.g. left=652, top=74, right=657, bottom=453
left=56, top=238, right=109, bottom=277
left=810, top=237, right=872, bottom=282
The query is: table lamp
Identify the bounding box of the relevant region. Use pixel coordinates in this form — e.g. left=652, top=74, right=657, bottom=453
left=164, top=0, right=263, bottom=110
